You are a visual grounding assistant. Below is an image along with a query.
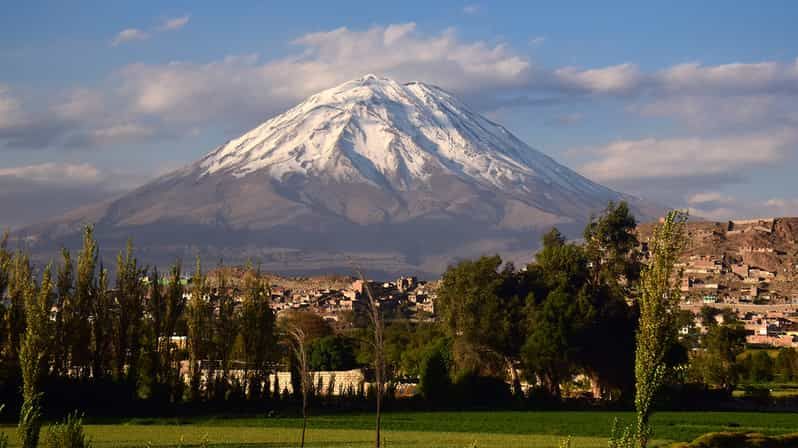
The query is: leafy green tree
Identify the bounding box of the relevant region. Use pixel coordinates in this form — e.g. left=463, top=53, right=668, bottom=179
left=5, top=250, right=32, bottom=363
left=522, top=230, right=591, bottom=399
left=112, top=240, right=146, bottom=384
left=162, top=262, right=186, bottom=401
left=308, top=335, right=357, bottom=371
left=522, top=287, right=587, bottom=399
left=690, top=324, right=746, bottom=391
left=186, top=257, right=211, bottom=401
left=53, top=248, right=73, bottom=377
left=211, top=264, right=238, bottom=399
left=18, top=263, right=53, bottom=448
left=418, top=341, right=451, bottom=403
left=239, top=264, right=276, bottom=399
left=142, top=265, right=166, bottom=399
left=69, top=226, right=98, bottom=378
left=775, top=348, right=798, bottom=381
left=632, top=210, right=687, bottom=447
left=584, top=201, right=640, bottom=293
left=91, top=264, right=112, bottom=380
left=0, top=232, right=10, bottom=360
left=382, top=321, right=447, bottom=378
left=748, top=350, right=775, bottom=382
left=436, top=255, right=524, bottom=376
left=561, top=220, right=639, bottom=399
left=535, top=229, right=589, bottom=291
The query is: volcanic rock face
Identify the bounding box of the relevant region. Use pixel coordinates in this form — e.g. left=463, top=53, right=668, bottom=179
left=19, top=75, right=654, bottom=276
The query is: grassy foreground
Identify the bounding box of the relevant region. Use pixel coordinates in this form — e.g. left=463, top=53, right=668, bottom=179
left=3, top=410, right=798, bottom=447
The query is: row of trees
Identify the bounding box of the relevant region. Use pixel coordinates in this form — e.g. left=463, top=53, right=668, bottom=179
left=1, top=227, right=393, bottom=447
left=0, top=228, right=283, bottom=409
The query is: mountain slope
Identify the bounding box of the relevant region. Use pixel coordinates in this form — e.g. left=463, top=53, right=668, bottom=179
left=19, top=75, right=657, bottom=276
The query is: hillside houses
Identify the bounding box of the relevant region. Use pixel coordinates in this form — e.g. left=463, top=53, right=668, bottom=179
left=638, top=217, right=798, bottom=306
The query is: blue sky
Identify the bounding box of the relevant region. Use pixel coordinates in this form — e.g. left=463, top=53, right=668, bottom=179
left=2, top=1, right=798, bottom=227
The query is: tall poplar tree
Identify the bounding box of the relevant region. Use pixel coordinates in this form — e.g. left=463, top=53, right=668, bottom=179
left=143, top=265, right=166, bottom=398
left=240, top=264, right=276, bottom=399
left=91, top=263, right=112, bottom=379
left=70, top=226, right=97, bottom=377
left=53, top=248, right=73, bottom=377
left=630, top=211, right=687, bottom=448
left=212, top=265, right=237, bottom=399
left=18, top=264, right=53, bottom=448
left=113, top=240, right=146, bottom=384
left=6, top=250, right=33, bottom=363
left=186, top=256, right=210, bottom=401
left=163, top=261, right=186, bottom=401
left=0, top=232, right=11, bottom=359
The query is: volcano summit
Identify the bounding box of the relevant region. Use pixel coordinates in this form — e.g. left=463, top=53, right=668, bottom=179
left=19, top=75, right=655, bottom=276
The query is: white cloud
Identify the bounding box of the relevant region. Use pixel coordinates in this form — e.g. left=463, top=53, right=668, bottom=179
left=52, top=88, right=106, bottom=121
left=687, top=206, right=738, bottom=221
left=687, top=192, right=733, bottom=206
left=110, top=23, right=532, bottom=128
left=554, top=63, right=643, bottom=95
left=578, top=130, right=798, bottom=183
left=4, top=22, right=798, bottom=162
left=690, top=197, right=798, bottom=220
left=0, top=85, right=24, bottom=128
left=112, top=14, right=189, bottom=47
left=111, top=28, right=150, bottom=46
left=0, top=163, right=155, bottom=229
left=684, top=192, right=738, bottom=220
left=656, top=60, right=798, bottom=94
left=463, top=4, right=479, bottom=14
left=77, top=123, right=157, bottom=147
left=0, top=162, right=102, bottom=186
left=644, top=94, right=798, bottom=133
left=160, top=15, right=189, bottom=31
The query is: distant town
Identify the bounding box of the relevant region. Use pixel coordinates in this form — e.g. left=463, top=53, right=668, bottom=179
left=137, top=267, right=439, bottom=332
left=103, top=216, right=798, bottom=353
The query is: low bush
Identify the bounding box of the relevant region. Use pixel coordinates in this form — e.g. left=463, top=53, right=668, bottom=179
left=43, top=411, right=91, bottom=448
left=671, top=431, right=798, bottom=448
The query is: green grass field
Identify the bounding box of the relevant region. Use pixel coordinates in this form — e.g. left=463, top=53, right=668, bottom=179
left=3, top=411, right=798, bottom=447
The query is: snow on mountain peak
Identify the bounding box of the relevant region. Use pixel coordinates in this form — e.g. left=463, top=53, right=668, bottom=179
left=198, top=75, right=615, bottom=199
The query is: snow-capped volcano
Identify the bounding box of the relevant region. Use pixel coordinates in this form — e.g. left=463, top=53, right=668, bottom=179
left=19, top=75, right=656, bottom=276
left=198, top=74, right=611, bottom=198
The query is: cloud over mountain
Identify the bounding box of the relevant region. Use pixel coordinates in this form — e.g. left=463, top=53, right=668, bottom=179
left=2, top=22, right=798, bottom=219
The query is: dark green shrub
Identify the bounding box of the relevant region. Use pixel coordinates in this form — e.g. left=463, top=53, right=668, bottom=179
left=451, top=371, right=512, bottom=406
left=418, top=344, right=451, bottom=403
